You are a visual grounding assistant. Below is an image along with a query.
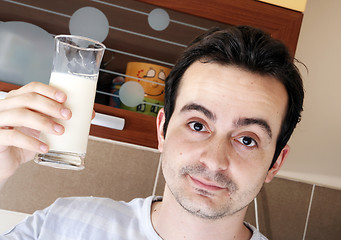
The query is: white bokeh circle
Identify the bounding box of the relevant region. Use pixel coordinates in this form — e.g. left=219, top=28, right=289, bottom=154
left=0, top=21, right=54, bottom=85
left=119, top=81, right=145, bottom=107
left=69, top=7, right=109, bottom=42
left=148, top=8, right=170, bottom=31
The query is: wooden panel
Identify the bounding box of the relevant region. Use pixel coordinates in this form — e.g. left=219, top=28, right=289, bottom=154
left=138, top=0, right=303, bottom=55
left=91, top=103, right=157, bottom=149
left=0, top=81, right=17, bottom=92
left=257, top=0, right=307, bottom=12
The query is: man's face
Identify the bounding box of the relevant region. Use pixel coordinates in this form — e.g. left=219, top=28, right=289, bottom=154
left=157, top=61, right=289, bottom=220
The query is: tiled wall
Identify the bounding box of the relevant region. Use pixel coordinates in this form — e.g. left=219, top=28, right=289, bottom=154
left=1, top=137, right=340, bottom=239
left=0, top=137, right=161, bottom=213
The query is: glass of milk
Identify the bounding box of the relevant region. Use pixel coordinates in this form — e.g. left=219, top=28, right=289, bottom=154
left=34, top=35, right=105, bottom=170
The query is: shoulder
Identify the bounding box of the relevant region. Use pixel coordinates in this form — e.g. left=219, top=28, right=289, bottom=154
left=44, top=196, right=156, bottom=239
left=244, top=222, right=268, bottom=240
left=48, top=196, right=153, bottom=217
left=3, top=196, right=158, bottom=239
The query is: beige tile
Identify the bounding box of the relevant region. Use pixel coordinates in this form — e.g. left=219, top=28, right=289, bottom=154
left=0, top=138, right=160, bottom=214
left=154, top=163, right=166, bottom=196
left=256, top=177, right=312, bottom=239
left=305, top=186, right=341, bottom=239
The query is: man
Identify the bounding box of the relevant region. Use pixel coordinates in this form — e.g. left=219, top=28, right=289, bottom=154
left=0, top=26, right=304, bottom=239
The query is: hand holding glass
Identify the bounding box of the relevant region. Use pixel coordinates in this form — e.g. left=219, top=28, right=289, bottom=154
left=34, top=35, right=105, bottom=170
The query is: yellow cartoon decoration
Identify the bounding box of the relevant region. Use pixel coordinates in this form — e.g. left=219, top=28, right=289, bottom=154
left=122, top=62, right=171, bottom=116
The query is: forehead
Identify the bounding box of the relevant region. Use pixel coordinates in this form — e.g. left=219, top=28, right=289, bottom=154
left=178, top=61, right=287, bottom=98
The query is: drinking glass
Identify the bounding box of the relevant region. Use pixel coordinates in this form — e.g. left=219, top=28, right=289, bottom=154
left=34, top=35, right=105, bottom=170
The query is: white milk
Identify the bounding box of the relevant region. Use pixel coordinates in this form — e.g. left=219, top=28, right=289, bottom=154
left=41, top=72, right=97, bottom=154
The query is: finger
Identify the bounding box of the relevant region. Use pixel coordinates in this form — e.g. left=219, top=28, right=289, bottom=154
left=7, top=82, right=67, bottom=103
left=0, top=129, right=49, bottom=154
left=0, top=93, right=72, bottom=120
left=92, top=110, right=96, bottom=120
left=0, top=108, right=65, bottom=135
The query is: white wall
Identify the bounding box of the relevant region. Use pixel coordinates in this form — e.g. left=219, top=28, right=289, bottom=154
left=278, top=0, right=341, bottom=189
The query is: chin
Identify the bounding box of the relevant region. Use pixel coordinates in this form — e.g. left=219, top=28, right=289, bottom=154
left=175, top=191, right=235, bottom=219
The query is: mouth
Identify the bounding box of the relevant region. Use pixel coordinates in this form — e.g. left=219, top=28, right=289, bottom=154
left=189, top=175, right=225, bottom=192
left=145, top=89, right=164, bottom=97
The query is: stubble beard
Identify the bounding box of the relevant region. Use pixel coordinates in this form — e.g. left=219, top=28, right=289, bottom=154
left=166, top=164, right=255, bottom=220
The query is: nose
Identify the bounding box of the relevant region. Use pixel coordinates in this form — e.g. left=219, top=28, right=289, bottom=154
left=199, top=138, right=229, bottom=171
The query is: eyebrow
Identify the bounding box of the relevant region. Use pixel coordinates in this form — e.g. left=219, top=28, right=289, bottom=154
left=235, top=118, right=273, bottom=139
left=180, top=103, right=216, bottom=121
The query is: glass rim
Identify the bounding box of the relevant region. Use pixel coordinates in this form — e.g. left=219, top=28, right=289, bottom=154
left=55, top=34, right=106, bottom=51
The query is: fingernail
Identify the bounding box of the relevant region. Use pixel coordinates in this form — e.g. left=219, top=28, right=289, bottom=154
left=61, top=108, right=71, bottom=119
left=40, top=144, right=48, bottom=153
left=54, top=124, right=64, bottom=133
left=55, top=91, right=66, bottom=102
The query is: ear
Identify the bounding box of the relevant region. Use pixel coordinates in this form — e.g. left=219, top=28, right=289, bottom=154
left=156, top=108, right=166, bottom=152
left=265, top=145, right=290, bottom=183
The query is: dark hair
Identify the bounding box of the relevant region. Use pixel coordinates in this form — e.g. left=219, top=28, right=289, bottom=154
left=163, top=26, right=304, bottom=169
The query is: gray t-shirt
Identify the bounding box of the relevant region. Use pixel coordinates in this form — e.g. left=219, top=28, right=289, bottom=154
left=1, top=196, right=267, bottom=239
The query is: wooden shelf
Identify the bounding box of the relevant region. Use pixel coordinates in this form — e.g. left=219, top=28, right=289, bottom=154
left=91, top=104, right=157, bottom=149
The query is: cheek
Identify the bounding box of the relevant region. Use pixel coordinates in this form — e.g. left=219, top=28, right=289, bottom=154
left=233, top=160, right=270, bottom=190
left=163, top=140, right=194, bottom=164
left=162, top=134, right=201, bottom=172
left=227, top=146, right=271, bottom=185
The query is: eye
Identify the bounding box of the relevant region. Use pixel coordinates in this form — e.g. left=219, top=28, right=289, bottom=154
left=188, top=121, right=208, bottom=132
left=158, top=70, right=166, bottom=81
left=236, top=136, right=257, bottom=147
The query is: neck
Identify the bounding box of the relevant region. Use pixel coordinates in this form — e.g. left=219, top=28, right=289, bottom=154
left=151, top=187, right=252, bottom=240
